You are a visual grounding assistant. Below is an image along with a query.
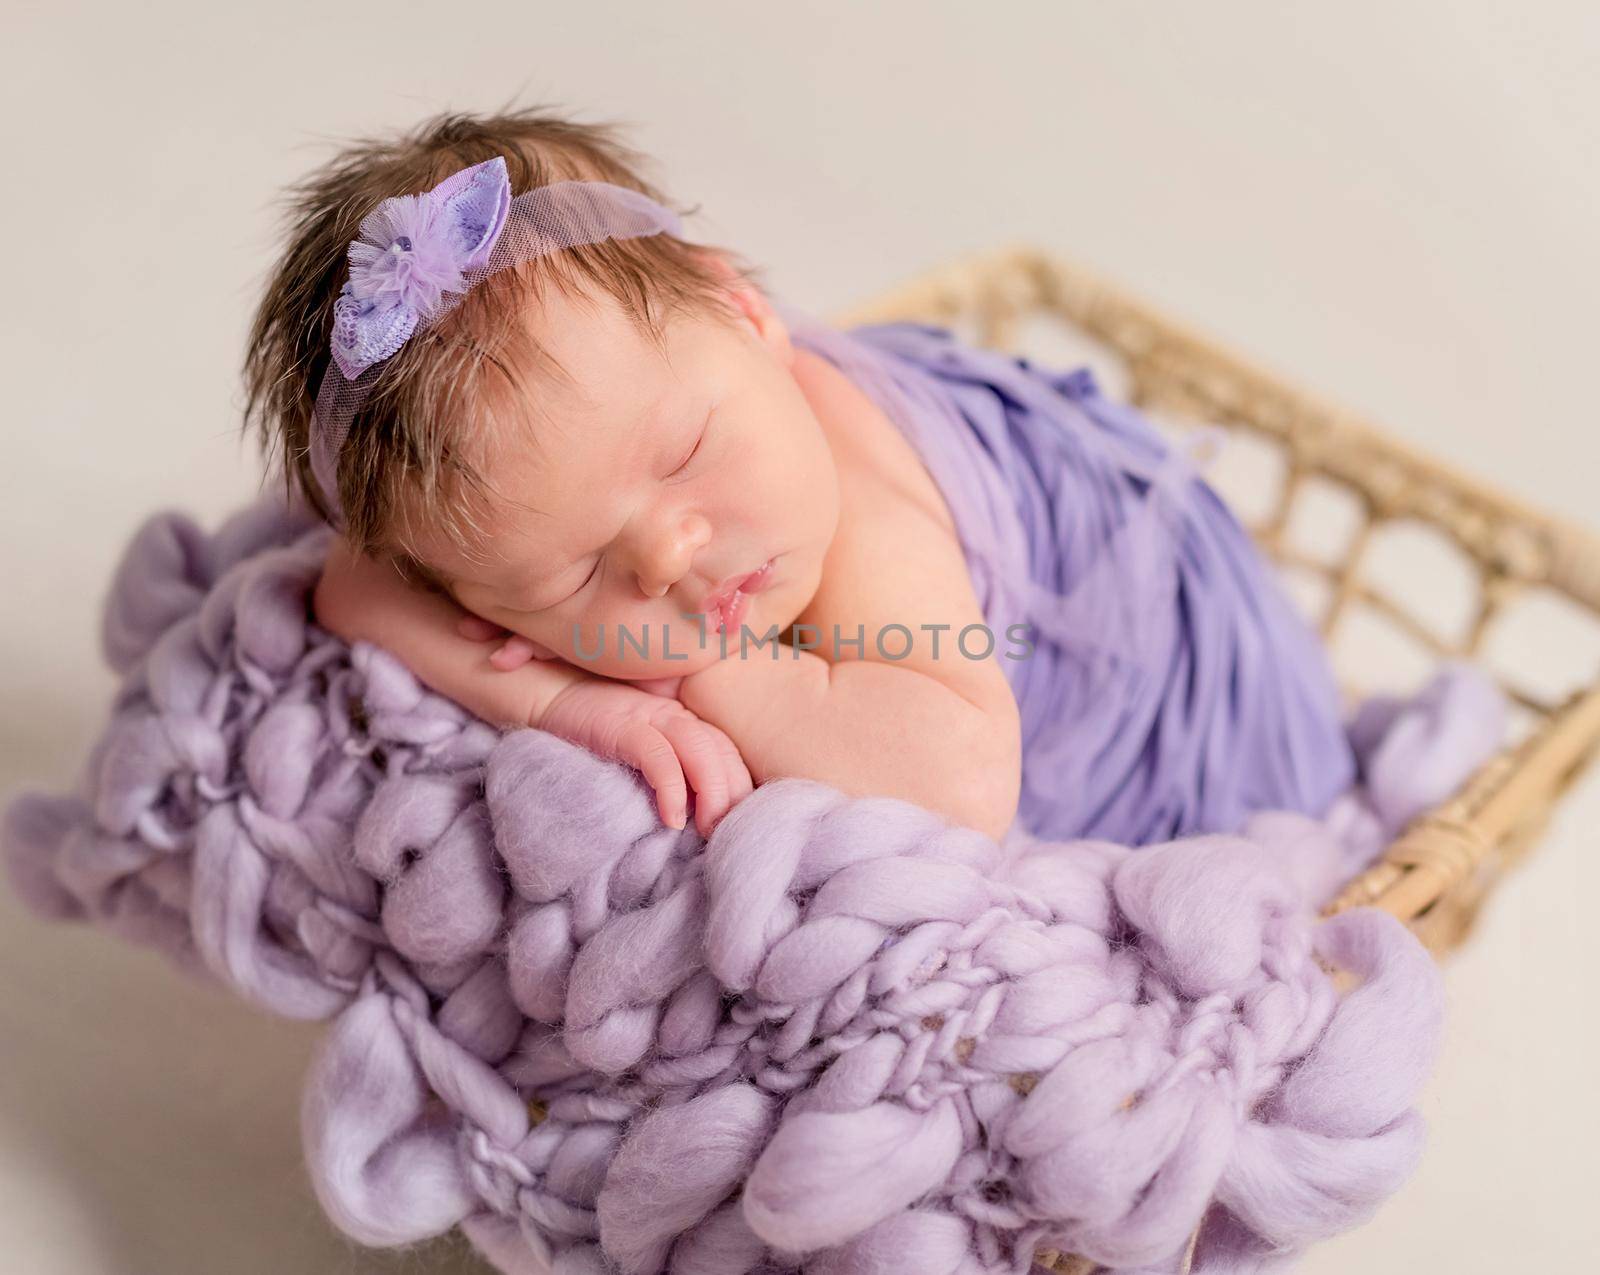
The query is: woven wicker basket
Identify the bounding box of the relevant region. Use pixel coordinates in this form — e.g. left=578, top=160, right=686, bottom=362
left=831, top=248, right=1600, bottom=1273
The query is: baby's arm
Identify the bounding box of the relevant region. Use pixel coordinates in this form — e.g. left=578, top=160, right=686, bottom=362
left=313, top=541, right=751, bottom=834
left=678, top=473, right=1023, bottom=842
left=679, top=644, right=1020, bottom=843
left=314, top=540, right=590, bottom=728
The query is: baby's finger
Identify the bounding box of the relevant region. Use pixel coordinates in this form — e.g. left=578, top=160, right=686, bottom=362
left=490, top=634, right=539, bottom=671
left=458, top=614, right=505, bottom=642
left=616, top=719, right=688, bottom=829
left=703, top=726, right=753, bottom=835
left=657, top=715, right=729, bottom=838
left=711, top=728, right=755, bottom=804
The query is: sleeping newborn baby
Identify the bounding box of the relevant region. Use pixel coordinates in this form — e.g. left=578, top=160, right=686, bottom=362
left=249, top=108, right=1354, bottom=848
left=311, top=225, right=1021, bottom=841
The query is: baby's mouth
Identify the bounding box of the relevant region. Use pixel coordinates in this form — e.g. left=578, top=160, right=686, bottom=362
left=700, top=558, right=776, bottom=636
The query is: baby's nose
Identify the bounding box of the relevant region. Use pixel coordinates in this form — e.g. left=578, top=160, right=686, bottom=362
left=637, top=568, right=674, bottom=599
left=636, top=513, right=712, bottom=598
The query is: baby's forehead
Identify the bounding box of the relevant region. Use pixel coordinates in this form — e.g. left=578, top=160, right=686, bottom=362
left=392, top=286, right=729, bottom=579
left=393, top=383, right=661, bottom=579
left=511, top=278, right=674, bottom=405
left=393, top=443, right=567, bottom=570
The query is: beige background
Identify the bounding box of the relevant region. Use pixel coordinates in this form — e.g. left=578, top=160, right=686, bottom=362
left=2, top=2, right=1597, bottom=1271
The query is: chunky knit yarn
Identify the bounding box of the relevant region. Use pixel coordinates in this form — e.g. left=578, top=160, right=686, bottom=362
left=4, top=496, right=1506, bottom=1274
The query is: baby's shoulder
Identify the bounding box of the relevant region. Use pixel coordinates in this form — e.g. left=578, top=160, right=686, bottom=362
left=790, top=347, right=956, bottom=537
left=789, top=350, right=1013, bottom=717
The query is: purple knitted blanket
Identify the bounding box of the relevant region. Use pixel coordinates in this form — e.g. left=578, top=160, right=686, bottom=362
left=3, top=492, right=1507, bottom=1274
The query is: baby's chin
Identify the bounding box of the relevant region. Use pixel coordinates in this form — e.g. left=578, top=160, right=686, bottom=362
left=582, top=644, right=725, bottom=681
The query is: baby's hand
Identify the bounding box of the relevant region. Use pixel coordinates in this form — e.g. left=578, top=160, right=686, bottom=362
left=457, top=613, right=683, bottom=698
left=536, top=675, right=753, bottom=837
left=456, top=614, right=564, bottom=670
left=457, top=613, right=742, bottom=832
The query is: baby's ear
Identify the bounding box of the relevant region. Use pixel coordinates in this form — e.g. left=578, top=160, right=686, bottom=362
left=695, top=250, right=793, bottom=366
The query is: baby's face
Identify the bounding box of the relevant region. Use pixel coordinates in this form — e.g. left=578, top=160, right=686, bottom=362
left=400, top=275, right=841, bottom=680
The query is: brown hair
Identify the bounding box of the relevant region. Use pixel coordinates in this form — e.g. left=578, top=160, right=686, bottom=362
left=242, top=103, right=763, bottom=570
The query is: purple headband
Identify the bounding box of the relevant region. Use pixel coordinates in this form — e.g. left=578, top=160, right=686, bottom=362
left=307, top=155, right=686, bottom=523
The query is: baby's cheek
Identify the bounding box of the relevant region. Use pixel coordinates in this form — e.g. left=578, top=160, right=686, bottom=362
left=519, top=632, right=564, bottom=663
left=543, top=608, right=628, bottom=670
left=510, top=615, right=569, bottom=663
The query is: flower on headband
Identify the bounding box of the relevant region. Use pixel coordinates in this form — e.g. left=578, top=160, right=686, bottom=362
left=329, top=155, right=513, bottom=380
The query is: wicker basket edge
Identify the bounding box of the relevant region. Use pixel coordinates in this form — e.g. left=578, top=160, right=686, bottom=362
left=827, top=246, right=1600, bottom=950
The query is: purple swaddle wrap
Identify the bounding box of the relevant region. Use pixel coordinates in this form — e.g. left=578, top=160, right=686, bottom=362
left=782, top=312, right=1355, bottom=846
left=2, top=305, right=1511, bottom=1273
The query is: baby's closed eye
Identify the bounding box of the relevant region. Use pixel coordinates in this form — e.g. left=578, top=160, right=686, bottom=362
left=540, top=558, right=602, bottom=609
left=667, top=414, right=711, bottom=479
left=473, top=559, right=600, bottom=618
